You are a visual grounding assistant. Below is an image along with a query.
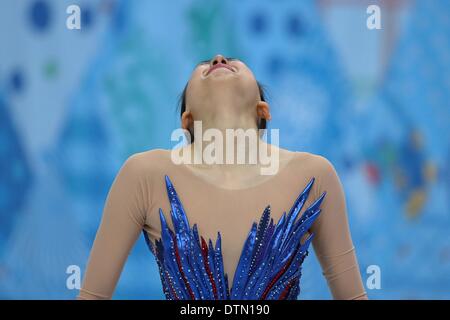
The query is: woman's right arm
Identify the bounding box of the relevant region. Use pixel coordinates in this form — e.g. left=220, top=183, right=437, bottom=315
left=77, top=155, right=148, bottom=299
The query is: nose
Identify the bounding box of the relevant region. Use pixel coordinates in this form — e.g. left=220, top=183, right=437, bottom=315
left=210, top=54, right=228, bottom=66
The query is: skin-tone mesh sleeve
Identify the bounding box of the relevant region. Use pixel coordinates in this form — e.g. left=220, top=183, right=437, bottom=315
left=77, top=155, right=148, bottom=300
left=310, top=156, right=368, bottom=300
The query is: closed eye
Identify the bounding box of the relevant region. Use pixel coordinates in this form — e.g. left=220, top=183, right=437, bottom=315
left=197, top=60, right=210, bottom=66
left=197, top=57, right=238, bottom=67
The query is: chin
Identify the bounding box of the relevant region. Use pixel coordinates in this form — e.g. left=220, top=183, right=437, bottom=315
left=208, top=73, right=238, bottom=82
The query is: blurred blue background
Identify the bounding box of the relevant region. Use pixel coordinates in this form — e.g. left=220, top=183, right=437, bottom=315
left=0, top=0, right=449, bottom=299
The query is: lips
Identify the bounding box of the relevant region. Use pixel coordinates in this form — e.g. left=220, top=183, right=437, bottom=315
left=205, top=63, right=235, bottom=76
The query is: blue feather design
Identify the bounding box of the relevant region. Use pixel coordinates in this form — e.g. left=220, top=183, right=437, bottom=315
left=144, top=175, right=326, bottom=300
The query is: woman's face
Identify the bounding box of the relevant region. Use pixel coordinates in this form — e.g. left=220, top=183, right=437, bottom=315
left=184, top=55, right=261, bottom=118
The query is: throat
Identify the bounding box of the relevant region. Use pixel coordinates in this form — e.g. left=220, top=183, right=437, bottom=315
left=177, top=136, right=281, bottom=177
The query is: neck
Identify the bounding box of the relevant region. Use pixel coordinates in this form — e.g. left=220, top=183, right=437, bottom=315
left=180, top=139, right=280, bottom=177
left=197, top=98, right=258, bottom=133
left=190, top=102, right=260, bottom=166
left=181, top=98, right=277, bottom=173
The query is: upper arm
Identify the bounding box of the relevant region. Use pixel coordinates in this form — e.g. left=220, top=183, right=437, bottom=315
left=310, top=155, right=368, bottom=300
left=78, top=154, right=149, bottom=299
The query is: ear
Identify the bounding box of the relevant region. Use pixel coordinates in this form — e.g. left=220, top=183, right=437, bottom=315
left=256, top=101, right=271, bottom=121
left=181, top=110, right=193, bottom=130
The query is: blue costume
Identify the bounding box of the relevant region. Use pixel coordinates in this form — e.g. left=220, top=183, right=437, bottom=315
left=144, top=175, right=326, bottom=300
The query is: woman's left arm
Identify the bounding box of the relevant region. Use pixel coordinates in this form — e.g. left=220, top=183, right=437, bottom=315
left=310, top=155, right=368, bottom=300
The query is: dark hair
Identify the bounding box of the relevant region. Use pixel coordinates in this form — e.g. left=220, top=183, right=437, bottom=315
left=178, top=81, right=267, bottom=141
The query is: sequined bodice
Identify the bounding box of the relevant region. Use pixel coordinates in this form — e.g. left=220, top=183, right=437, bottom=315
left=143, top=175, right=326, bottom=300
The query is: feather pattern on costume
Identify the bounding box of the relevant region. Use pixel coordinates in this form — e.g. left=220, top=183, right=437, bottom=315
left=143, top=175, right=326, bottom=300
